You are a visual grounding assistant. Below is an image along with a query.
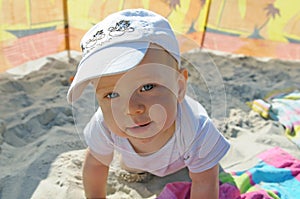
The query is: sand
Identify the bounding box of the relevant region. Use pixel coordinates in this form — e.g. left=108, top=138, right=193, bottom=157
left=0, top=50, right=300, bottom=199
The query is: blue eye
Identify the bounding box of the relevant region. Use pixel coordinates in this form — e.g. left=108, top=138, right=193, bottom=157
left=106, top=92, right=119, bottom=99
left=141, top=84, right=155, bottom=92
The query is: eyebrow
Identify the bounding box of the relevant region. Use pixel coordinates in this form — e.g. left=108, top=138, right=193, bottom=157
left=95, top=73, right=123, bottom=92
left=95, top=79, right=116, bottom=93
left=96, top=83, right=116, bottom=93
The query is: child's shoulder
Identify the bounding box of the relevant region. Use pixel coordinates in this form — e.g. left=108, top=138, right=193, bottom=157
left=182, top=95, right=208, bottom=118
left=178, top=96, right=211, bottom=139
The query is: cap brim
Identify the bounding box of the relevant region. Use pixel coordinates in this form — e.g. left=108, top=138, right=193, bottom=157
left=67, top=42, right=150, bottom=103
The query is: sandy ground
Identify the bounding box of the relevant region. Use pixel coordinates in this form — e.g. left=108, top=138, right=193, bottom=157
left=0, top=50, right=300, bottom=199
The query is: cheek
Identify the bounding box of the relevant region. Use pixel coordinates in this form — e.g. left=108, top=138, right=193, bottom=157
left=101, top=107, right=128, bottom=137
left=100, top=104, right=121, bottom=128
left=164, top=100, right=178, bottom=123
left=149, top=93, right=177, bottom=121
left=149, top=104, right=167, bottom=123
left=99, top=99, right=122, bottom=118
left=101, top=107, right=114, bottom=126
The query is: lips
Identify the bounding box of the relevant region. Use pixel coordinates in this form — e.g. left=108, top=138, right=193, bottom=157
left=125, top=121, right=153, bottom=135
left=129, top=121, right=151, bottom=129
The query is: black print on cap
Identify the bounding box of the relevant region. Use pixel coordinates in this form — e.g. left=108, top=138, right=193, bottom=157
left=81, top=20, right=135, bottom=57
left=108, top=20, right=134, bottom=36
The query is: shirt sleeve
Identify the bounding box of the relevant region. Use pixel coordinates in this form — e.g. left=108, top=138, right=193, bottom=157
left=83, top=108, right=114, bottom=156
left=184, top=116, right=230, bottom=173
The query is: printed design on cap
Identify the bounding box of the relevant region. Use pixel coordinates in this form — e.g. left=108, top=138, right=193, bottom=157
left=81, top=30, right=105, bottom=53
left=81, top=20, right=135, bottom=57
left=108, top=20, right=134, bottom=36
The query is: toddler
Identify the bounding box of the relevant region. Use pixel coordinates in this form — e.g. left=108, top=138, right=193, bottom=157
left=67, top=8, right=230, bottom=199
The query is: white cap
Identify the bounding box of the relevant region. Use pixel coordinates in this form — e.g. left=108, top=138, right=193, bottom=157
left=67, top=8, right=180, bottom=103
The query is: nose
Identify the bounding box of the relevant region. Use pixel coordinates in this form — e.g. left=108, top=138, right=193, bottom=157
left=127, top=93, right=146, bottom=115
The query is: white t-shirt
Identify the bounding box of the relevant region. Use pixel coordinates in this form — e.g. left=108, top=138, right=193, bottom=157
left=84, top=96, right=230, bottom=177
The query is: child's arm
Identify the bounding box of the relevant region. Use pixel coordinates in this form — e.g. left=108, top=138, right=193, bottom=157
left=82, top=148, right=112, bottom=199
left=189, top=164, right=219, bottom=199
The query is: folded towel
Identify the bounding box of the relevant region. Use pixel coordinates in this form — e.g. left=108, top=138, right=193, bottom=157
left=251, top=90, right=300, bottom=147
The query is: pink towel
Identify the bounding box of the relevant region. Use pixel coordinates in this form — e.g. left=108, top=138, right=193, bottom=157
left=219, top=183, right=240, bottom=199
left=157, top=182, right=191, bottom=199
left=157, top=182, right=271, bottom=199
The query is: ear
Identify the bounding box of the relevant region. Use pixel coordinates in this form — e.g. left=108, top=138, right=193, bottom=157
left=177, top=68, right=188, bottom=103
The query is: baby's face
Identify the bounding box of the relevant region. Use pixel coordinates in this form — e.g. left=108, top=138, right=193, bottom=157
left=94, top=45, right=188, bottom=143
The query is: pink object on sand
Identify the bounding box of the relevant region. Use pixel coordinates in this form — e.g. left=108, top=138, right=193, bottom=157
left=157, top=182, right=191, bottom=199
left=157, top=182, right=272, bottom=199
